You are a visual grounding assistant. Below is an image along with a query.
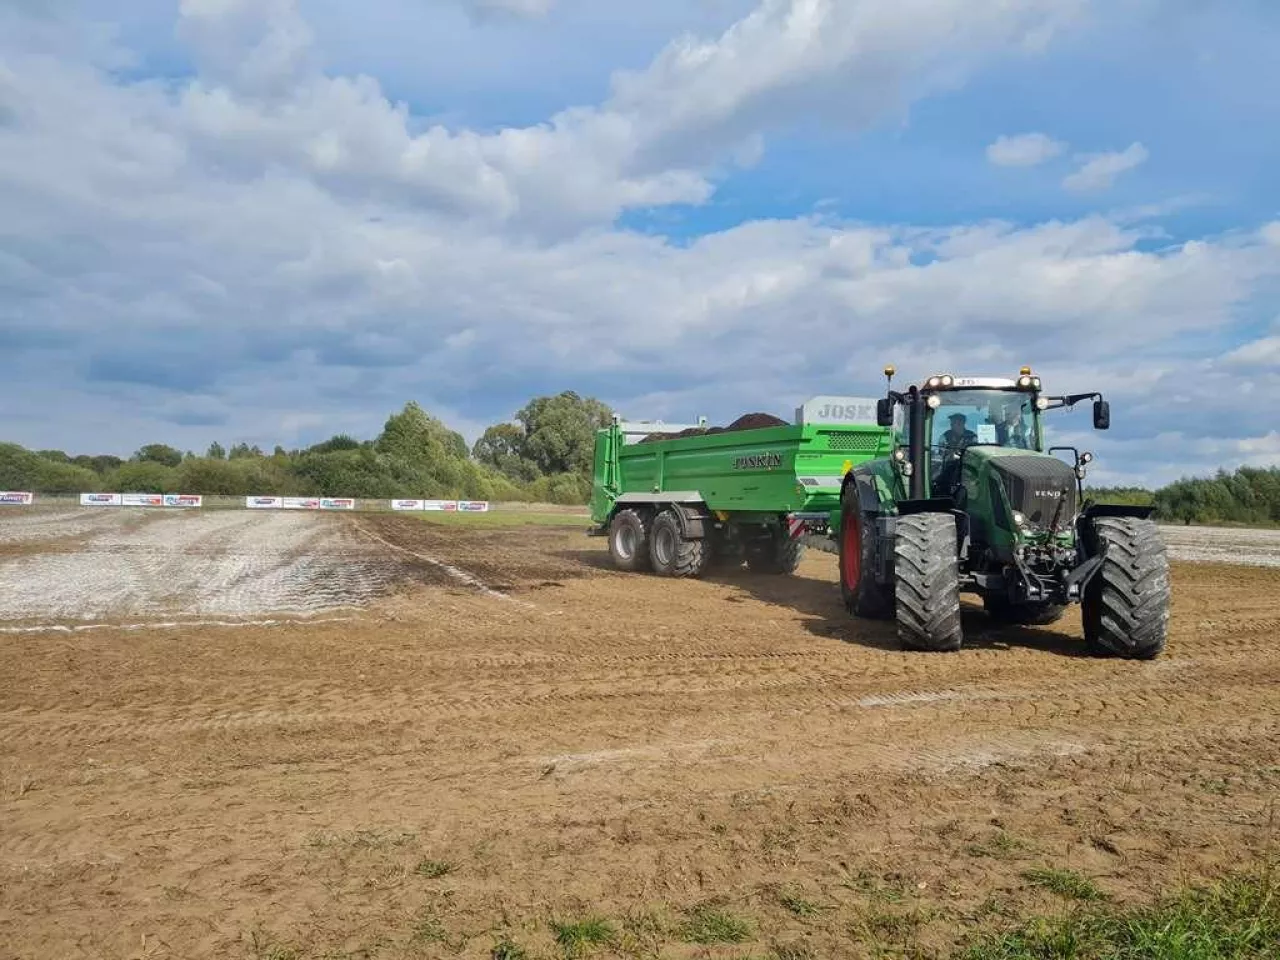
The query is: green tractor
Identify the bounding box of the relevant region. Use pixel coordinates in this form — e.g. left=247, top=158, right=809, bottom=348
left=838, top=365, right=1170, bottom=658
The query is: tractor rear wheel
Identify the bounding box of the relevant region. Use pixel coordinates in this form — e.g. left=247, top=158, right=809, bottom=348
left=649, top=509, right=711, bottom=578
left=1082, top=517, right=1170, bottom=659
left=746, top=530, right=804, bottom=574
left=893, top=513, right=962, bottom=652
left=984, top=594, right=1067, bottom=626
left=839, top=490, right=892, bottom=619
left=608, top=508, right=652, bottom=572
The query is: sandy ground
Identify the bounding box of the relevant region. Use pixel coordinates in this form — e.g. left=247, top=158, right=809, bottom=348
left=0, top=510, right=1278, bottom=959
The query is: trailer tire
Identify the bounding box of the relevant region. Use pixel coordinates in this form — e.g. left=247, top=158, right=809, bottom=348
left=893, top=513, right=963, bottom=652
left=650, top=509, right=711, bottom=578
left=1082, top=517, right=1170, bottom=659
left=839, top=492, right=893, bottom=619
left=746, top=532, right=803, bottom=574
left=983, top=595, right=1067, bottom=626
left=608, top=508, right=652, bottom=572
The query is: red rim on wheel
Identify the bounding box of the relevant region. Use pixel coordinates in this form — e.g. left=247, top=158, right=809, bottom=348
left=842, top=511, right=860, bottom=589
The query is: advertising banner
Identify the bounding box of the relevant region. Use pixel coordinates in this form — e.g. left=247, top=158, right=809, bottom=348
left=281, top=497, right=321, bottom=510
left=122, top=493, right=164, bottom=507
left=319, top=498, right=356, bottom=510
left=0, top=492, right=34, bottom=506
left=163, top=494, right=203, bottom=508
left=422, top=500, right=458, bottom=511
left=390, top=499, right=425, bottom=511
left=80, top=493, right=123, bottom=507
left=457, top=501, right=490, bottom=512
left=246, top=496, right=283, bottom=509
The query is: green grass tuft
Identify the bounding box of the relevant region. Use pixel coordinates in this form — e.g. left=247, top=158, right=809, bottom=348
left=678, top=905, right=754, bottom=944
left=1021, top=866, right=1109, bottom=902
left=490, top=934, right=528, bottom=960
left=550, top=916, right=616, bottom=958
left=776, top=889, right=825, bottom=919
left=416, top=858, right=455, bottom=879
left=966, top=865, right=1279, bottom=960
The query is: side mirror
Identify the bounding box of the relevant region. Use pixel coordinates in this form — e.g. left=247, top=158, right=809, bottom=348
left=876, top=397, right=894, bottom=428
left=1093, top=399, right=1110, bottom=430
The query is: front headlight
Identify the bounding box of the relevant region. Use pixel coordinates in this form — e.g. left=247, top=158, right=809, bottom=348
left=1012, top=510, right=1027, bottom=528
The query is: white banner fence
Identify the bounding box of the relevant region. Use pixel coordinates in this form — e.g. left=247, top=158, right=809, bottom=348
left=56, top=493, right=494, bottom=513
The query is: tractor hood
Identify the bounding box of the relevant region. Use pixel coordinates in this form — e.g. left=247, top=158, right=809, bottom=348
left=966, top=447, right=1079, bottom=529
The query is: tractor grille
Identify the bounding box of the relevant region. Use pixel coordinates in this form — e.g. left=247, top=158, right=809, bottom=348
left=820, top=431, right=882, bottom=453
left=990, top=455, right=1079, bottom=528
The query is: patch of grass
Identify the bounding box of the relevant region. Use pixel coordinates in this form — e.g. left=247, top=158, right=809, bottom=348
left=307, top=828, right=415, bottom=850
left=490, top=934, right=528, bottom=960
left=416, top=858, right=455, bottom=879
left=775, top=888, right=825, bottom=919
left=965, top=865, right=1279, bottom=959
left=841, top=869, right=909, bottom=904
left=1021, top=866, right=1109, bottom=902
left=550, top=916, right=617, bottom=958
left=966, top=831, right=1032, bottom=860
left=678, top=905, right=754, bottom=945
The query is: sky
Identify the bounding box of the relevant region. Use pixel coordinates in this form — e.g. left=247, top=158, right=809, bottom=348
left=1, top=0, right=1278, bottom=487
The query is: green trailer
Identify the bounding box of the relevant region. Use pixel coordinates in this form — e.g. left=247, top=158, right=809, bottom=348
left=589, top=397, right=895, bottom=576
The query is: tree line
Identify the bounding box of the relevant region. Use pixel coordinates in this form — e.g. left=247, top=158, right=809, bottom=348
left=1086, top=466, right=1280, bottom=526
left=2, top=392, right=1277, bottom=524
left=0, top=392, right=613, bottom=506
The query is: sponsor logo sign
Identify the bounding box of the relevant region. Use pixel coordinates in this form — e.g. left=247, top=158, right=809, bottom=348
left=163, top=494, right=203, bottom=508
left=80, top=493, right=123, bottom=506
left=0, top=492, right=34, bottom=505
left=422, top=500, right=458, bottom=511
left=122, top=493, right=164, bottom=507
left=281, top=497, right=321, bottom=510
left=246, top=496, right=283, bottom=509
left=391, top=499, right=425, bottom=511
left=320, top=498, right=355, bottom=510
left=457, top=500, right=490, bottom=512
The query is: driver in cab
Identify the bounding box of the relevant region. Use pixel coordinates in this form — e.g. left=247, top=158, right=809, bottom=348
left=940, top=412, right=977, bottom=458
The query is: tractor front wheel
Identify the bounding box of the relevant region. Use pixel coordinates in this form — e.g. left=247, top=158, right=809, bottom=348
left=839, top=490, right=892, bottom=619
left=649, top=509, right=712, bottom=578
left=1082, top=517, right=1170, bottom=659
left=893, top=513, right=963, bottom=652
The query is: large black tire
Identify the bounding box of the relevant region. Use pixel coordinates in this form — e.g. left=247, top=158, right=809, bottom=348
left=746, top=531, right=803, bottom=574
left=1082, top=517, right=1170, bottom=659
left=649, top=509, right=711, bottom=578
left=893, top=513, right=963, bottom=652
left=984, top=594, right=1067, bottom=626
left=839, top=489, right=892, bottom=619
left=608, top=508, right=652, bottom=572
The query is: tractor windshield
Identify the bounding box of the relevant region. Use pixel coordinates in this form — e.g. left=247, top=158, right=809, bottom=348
left=928, top=389, right=1040, bottom=460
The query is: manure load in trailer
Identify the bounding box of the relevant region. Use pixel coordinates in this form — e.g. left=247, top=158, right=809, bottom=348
left=588, top=397, right=892, bottom=577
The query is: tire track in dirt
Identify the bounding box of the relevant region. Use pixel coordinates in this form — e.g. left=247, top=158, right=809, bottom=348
left=3, top=655, right=1272, bottom=749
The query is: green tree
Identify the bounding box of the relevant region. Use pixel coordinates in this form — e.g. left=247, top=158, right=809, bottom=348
left=108, top=461, right=179, bottom=493
left=133, top=444, right=183, bottom=468
left=472, top=423, right=540, bottom=483
left=206, top=441, right=227, bottom=460
left=513, top=391, right=612, bottom=480
left=228, top=442, right=264, bottom=460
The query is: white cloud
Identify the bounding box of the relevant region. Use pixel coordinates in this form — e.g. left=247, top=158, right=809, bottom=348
left=0, top=0, right=1277, bottom=487
left=1062, top=141, right=1149, bottom=193
left=986, top=131, right=1067, bottom=166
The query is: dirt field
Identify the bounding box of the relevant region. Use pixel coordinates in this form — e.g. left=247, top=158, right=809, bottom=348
left=1, top=509, right=1278, bottom=959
